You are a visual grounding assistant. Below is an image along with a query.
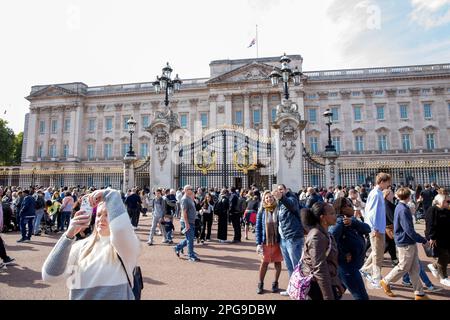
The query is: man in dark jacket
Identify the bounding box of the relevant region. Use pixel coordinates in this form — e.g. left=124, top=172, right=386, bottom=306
left=273, top=184, right=304, bottom=296
left=18, top=190, right=36, bottom=242
left=215, top=189, right=230, bottom=242
left=124, top=188, right=142, bottom=229
left=305, top=187, right=323, bottom=208
left=420, top=184, right=434, bottom=216
left=228, top=187, right=241, bottom=242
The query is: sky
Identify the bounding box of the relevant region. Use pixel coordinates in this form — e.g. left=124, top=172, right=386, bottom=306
left=0, top=0, right=449, bottom=134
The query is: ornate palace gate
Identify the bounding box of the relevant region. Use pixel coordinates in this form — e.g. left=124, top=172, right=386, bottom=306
left=177, top=129, right=276, bottom=190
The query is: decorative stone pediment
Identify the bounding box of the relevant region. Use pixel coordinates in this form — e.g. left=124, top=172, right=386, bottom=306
left=331, top=128, right=343, bottom=135
left=307, top=129, right=321, bottom=136
left=86, top=138, right=96, bottom=143
left=399, top=126, right=414, bottom=133
left=352, top=127, right=366, bottom=134
left=26, top=85, right=81, bottom=100
left=207, top=62, right=273, bottom=84
left=138, top=135, right=150, bottom=141
left=375, top=126, right=390, bottom=133
left=120, top=136, right=129, bottom=142
left=103, top=137, right=113, bottom=142
left=423, top=125, right=438, bottom=133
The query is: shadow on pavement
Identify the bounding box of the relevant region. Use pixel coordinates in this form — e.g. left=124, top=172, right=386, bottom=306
left=142, top=277, right=166, bottom=286
left=0, top=265, right=50, bottom=289
left=199, top=254, right=260, bottom=271
left=4, top=244, right=39, bottom=252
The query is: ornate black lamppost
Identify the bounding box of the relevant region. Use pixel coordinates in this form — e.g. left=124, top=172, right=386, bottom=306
left=269, top=53, right=302, bottom=99
left=152, top=62, right=182, bottom=107
left=323, top=109, right=336, bottom=152
left=126, top=116, right=137, bottom=158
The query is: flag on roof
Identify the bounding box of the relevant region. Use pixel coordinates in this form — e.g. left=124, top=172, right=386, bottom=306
left=247, top=38, right=256, bottom=48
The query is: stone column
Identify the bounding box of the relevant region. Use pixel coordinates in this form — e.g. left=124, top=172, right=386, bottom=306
left=132, top=102, right=141, bottom=153
left=409, top=88, right=422, bottom=148
left=123, top=156, right=136, bottom=193
left=114, top=104, right=123, bottom=158
left=243, top=93, right=250, bottom=129
left=363, top=89, right=375, bottom=150
left=25, top=108, right=38, bottom=161
left=224, top=94, right=233, bottom=126
left=272, top=99, right=307, bottom=190
left=323, top=151, right=339, bottom=188
left=73, top=102, right=84, bottom=160
left=262, top=92, right=269, bottom=133
left=432, top=86, right=447, bottom=148
left=56, top=106, right=65, bottom=157
left=96, top=105, right=105, bottom=159
left=317, top=91, right=329, bottom=149
left=208, top=95, right=218, bottom=129
left=147, top=109, right=181, bottom=190
left=68, top=105, right=77, bottom=158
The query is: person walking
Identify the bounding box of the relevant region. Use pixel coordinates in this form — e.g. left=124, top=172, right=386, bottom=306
left=33, top=190, right=46, bottom=236
left=42, top=189, right=141, bottom=300
left=174, top=185, right=200, bottom=262
left=199, top=193, right=214, bottom=243
left=379, top=188, right=430, bottom=300
left=229, top=187, right=242, bottom=243
left=124, top=188, right=142, bottom=229
left=300, top=202, right=344, bottom=300
left=426, top=193, right=450, bottom=287
left=244, top=190, right=259, bottom=240
left=273, top=184, right=304, bottom=296
left=255, top=191, right=283, bottom=294
left=17, top=190, right=36, bottom=243
left=360, top=172, right=391, bottom=288
left=147, top=189, right=165, bottom=246
left=214, top=189, right=230, bottom=243
left=60, top=191, right=74, bottom=232
left=0, top=203, right=15, bottom=268
left=383, top=188, right=399, bottom=266
left=329, top=197, right=371, bottom=300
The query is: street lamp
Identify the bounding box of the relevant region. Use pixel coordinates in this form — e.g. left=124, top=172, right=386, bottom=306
left=152, top=62, right=182, bottom=107
left=323, top=109, right=336, bottom=152
left=269, top=53, right=302, bottom=100
left=126, top=116, right=137, bottom=158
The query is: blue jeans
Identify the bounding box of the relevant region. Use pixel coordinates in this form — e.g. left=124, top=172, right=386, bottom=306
left=60, top=211, right=71, bottom=231
left=338, top=266, right=369, bottom=300
left=33, top=209, right=45, bottom=234
left=175, top=221, right=196, bottom=259
left=403, top=259, right=432, bottom=287
left=165, top=230, right=173, bottom=241
left=280, top=237, right=304, bottom=277
left=20, top=217, right=34, bottom=240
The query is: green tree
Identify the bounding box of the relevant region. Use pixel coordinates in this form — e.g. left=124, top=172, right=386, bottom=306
left=13, top=132, right=23, bottom=165
left=0, top=119, right=15, bottom=165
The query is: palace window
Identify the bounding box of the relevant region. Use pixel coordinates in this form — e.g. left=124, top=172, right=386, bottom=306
left=374, top=90, right=384, bottom=96
left=200, top=113, right=208, bottom=128
left=422, top=88, right=431, bottom=95
left=63, top=144, right=68, bottom=158
left=308, top=108, right=317, bottom=123
left=140, top=143, right=148, bottom=158
left=352, top=91, right=361, bottom=97
left=329, top=92, right=338, bottom=97
left=355, top=136, right=364, bottom=152
left=122, top=143, right=129, bottom=156
left=64, top=119, right=70, bottom=133
left=142, top=115, right=149, bottom=129
left=426, top=133, right=435, bottom=150
left=39, top=121, right=45, bottom=134
left=309, top=137, right=318, bottom=154
left=49, top=145, right=57, bottom=158
left=376, top=105, right=385, bottom=120
left=234, top=110, right=243, bottom=125
left=123, top=116, right=131, bottom=130
left=105, top=118, right=113, bottom=132
left=353, top=106, right=362, bottom=121
left=51, top=120, right=58, bottom=134
left=87, top=144, right=94, bottom=160
left=332, top=136, right=341, bottom=153
left=398, top=89, right=407, bottom=95
left=104, top=143, right=112, bottom=159
left=424, top=103, right=432, bottom=119
left=271, top=108, right=277, bottom=122
left=400, top=105, right=408, bottom=120
left=331, top=107, right=339, bottom=122
left=253, top=109, right=261, bottom=124
left=180, top=114, right=188, bottom=128
left=378, top=135, right=388, bottom=151
left=88, top=119, right=96, bottom=133
left=402, top=134, right=411, bottom=151
left=37, top=145, right=43, bottom=158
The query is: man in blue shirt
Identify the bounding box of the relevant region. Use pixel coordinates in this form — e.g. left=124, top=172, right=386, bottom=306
left=360, top=172, right=391, bottom=288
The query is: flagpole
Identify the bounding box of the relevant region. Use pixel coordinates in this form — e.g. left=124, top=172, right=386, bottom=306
left=256, top=24, right=259, bottom=59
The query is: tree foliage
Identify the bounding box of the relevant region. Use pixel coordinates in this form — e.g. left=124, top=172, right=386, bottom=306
left=0, top=119, right=23, bottom=165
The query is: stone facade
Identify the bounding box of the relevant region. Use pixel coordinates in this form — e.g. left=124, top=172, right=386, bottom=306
left=21, top=55, right=450, bottom=188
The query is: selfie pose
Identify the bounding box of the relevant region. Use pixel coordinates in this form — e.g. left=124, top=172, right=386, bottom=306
left=42, top=189, right=141, bottom=300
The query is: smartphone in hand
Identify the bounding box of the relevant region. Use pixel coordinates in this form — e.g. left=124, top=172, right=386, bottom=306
left=80, top=197, right=93, bottom=220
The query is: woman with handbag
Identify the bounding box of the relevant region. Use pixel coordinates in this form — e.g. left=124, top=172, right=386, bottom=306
left=255, top=191, right=283, bottom=294
left=300, top=202, right=344, bottom=300
left=42, top=189, right=141, bottom=300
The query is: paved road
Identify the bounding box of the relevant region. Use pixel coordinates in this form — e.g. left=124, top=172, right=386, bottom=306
left=1, top=215, right=448, bottom=300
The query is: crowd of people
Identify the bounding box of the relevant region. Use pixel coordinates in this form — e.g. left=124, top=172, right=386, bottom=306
left=0, top=175, right=449, bottom=300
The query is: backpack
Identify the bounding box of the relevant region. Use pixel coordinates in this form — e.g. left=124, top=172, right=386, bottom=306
left=35, top=196, right=45, bottom=210
left=117, top=254, right=143, bottom=300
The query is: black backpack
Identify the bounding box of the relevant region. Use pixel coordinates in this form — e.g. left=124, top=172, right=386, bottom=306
left=35, top=196, right=45, bottom=210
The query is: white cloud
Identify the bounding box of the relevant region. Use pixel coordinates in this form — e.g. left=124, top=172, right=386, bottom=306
left=410, top=0, right=450, bottom=28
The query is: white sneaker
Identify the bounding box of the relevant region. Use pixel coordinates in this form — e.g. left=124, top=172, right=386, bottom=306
left=425, top=285, right=442, bottom=293
left=280, top=291, right=289, bottom=296
left=428, top=264, right=439, bottom=279
left=359, top=269, right=372, bottom=282
left=439, top=278, right=450, bottom=287
left=369, top=279, right=381, bottom=289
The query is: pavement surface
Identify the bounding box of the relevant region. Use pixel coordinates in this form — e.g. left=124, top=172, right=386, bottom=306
left=1, top=214, right=449, bottom=300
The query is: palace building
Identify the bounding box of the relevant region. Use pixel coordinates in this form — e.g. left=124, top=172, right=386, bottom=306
left=10, top=54, right=450, bottom=189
